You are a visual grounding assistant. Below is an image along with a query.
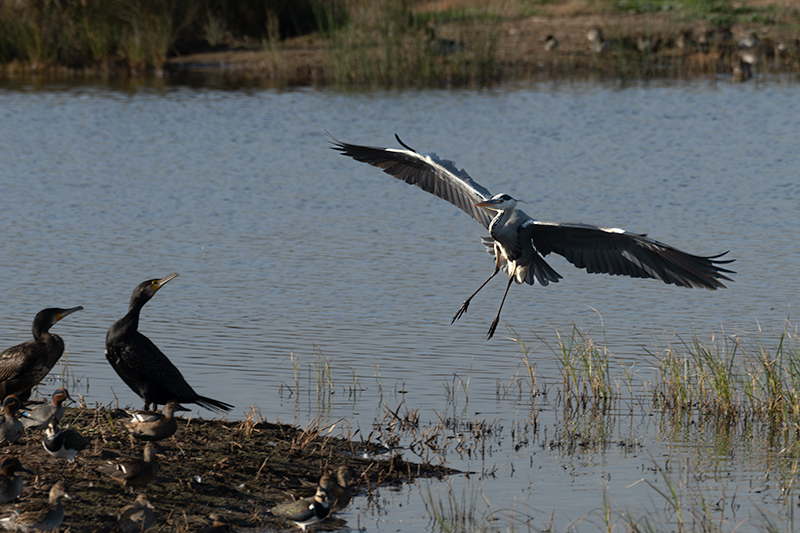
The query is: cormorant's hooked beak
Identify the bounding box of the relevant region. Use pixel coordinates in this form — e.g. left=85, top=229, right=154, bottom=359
left=154, top=273, right=179, bottom=291
left=56, top=306, right=83, bottom=322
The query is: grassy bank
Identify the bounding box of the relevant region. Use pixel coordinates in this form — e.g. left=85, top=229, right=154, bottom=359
left=1, top=0, right=799, bottom=85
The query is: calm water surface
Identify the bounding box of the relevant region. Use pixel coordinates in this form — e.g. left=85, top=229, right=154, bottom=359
left=1, top=75, right=799, bottom=531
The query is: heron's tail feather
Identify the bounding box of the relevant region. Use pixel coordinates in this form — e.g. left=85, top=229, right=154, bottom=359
left=523, top=255, right=563, bottom=286
left=480, top=236, right=562, bottom=286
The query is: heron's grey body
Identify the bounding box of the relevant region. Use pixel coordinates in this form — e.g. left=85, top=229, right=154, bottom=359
left=331, top=134, right=735, bottom=339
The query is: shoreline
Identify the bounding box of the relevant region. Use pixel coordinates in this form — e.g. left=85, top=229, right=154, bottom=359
left=6, top=406, right=453, bottom=531
left=2, top=7, right=798, bottom=87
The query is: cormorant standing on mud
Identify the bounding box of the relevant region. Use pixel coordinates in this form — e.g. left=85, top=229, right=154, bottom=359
left=0, top=307, right=83, bottom=401
left=105, top=274, right=233, bottom=414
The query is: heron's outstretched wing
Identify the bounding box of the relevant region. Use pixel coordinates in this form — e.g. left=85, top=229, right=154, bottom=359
left=528, top=222, right=735, bottom=289
left=330, top=134, right=494, bottom=228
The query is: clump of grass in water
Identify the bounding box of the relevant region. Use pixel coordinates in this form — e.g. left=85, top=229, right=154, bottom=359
left=542, top=324, right=618, bottom=412
left=421, top=480, right=490, bottom=533
left=652, top=326, right=800, bottom=433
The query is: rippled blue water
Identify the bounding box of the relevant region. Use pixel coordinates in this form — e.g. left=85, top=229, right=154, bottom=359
left=1, top=75, right=799, bottom=530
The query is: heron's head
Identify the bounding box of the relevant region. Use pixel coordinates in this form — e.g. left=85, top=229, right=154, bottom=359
left=476, top=193, right=517, bottom=211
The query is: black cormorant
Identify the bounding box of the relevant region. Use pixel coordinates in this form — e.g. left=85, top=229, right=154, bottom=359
left=105, top=273, right=233, bottom=414
left=0, top=307, right=83, bottom=401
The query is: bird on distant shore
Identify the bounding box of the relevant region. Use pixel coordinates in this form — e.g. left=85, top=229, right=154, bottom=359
left=0, top=397, right=24, bottom=446
left=117, top=493, right=156, bottom=533
left=543, top=35, right=559, bottom=52
left=587, top=25, right=610, bottom=53
left=0, top=481, right=71, bottom=532
left=0, top=307, right=83, bottom=402
left=42, top=420, right=91, bottom=463
left=676, top=30, right=694, bottom=50
left=270, top=479, right=331, bottom=532
left=105, top=274, right=233, bottom=414
left=426, top=26, right=465, bottom=56
left=0, top=458, right=32, bottom=503
left=636, top=34, right=654, bottom=53
left=123, top=401, right=187, bottom=441
left=21, top=388, right=71, bottom=431
left=738, top=31, right=759, bottom=49
left=99, top=442, right=159, bottom=491
left=331, top=135, right=735, bottom=339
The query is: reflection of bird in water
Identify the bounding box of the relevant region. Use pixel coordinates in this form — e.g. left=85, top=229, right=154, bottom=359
left=123, top=401, right=188, bottom=441
left=21, top=388, right=71, bottom=431
left=0, top=457, right=32, bottom=503
left=0, top=481, right=71, bottom=532
left=105, top=273, right=233, bottom=414
left=0, top=307, right=83, bottom=401
left=332, top=135, right=735, bottom=340
left=543, top=35, right=559, bottom=52
left=118, top=493, right=156, bottom=533
left=0, top=396, right=24, bottom=446
left=42, top=420, right=92, bottom=463
left=732, top=61, right=752, bottom=82
left=270, top=477, right=331, bottom=532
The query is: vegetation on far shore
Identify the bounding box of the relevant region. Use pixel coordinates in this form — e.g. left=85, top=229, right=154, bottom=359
left=1, top=0, right=799, bottom=86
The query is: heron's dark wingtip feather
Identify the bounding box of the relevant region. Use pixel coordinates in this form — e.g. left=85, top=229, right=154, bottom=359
left=394, top=134, right=417, bottom=153
left=530, top=223, right=736, bottom=290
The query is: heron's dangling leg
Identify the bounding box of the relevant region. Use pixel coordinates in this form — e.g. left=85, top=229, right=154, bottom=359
left=487, top=272, right=515, bottom=340
left=452, top=255, right=502, bottom=323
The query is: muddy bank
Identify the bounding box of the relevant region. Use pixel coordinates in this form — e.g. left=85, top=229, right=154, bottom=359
left=161, top=12, right=800, bottom=86
left=3, top=406, right=453, bottom=531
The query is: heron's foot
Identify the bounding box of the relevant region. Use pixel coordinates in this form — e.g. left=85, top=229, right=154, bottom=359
left=451, top=300, right=471, bottom=323
left=486, top=317, right=500, bottom=340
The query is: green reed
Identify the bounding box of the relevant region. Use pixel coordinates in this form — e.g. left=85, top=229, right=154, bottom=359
left=651, top=327, right=800, bottom=434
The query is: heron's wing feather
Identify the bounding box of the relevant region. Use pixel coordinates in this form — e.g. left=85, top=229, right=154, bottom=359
left=330, top=134, right=494, bottom=228
left=529, top=222, right=735, bottom=289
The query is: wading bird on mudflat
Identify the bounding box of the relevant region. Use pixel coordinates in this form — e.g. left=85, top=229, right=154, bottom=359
left=331, top=134, right=735, bottom=340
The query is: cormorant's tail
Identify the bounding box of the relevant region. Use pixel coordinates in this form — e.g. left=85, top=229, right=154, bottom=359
left=196, top=396, right=234, bottom=414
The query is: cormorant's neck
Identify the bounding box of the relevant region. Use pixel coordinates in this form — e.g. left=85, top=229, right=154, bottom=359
left=32, top=320, right=55, bottom=344
left=120, top=298, right=148, bottom=333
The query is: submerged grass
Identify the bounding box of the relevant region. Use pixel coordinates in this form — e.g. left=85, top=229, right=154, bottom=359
left=265, top=321, right=800, bottom=532
left=510, top=319, right=800, bottom=443
left=651, top=325, right=800, bottom=436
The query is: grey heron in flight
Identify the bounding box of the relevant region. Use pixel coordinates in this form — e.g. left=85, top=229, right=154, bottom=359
left=331, top=134, right=735, bottom=340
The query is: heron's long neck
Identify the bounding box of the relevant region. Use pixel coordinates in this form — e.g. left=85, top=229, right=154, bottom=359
left=489, top=208, right=514, bottom=233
